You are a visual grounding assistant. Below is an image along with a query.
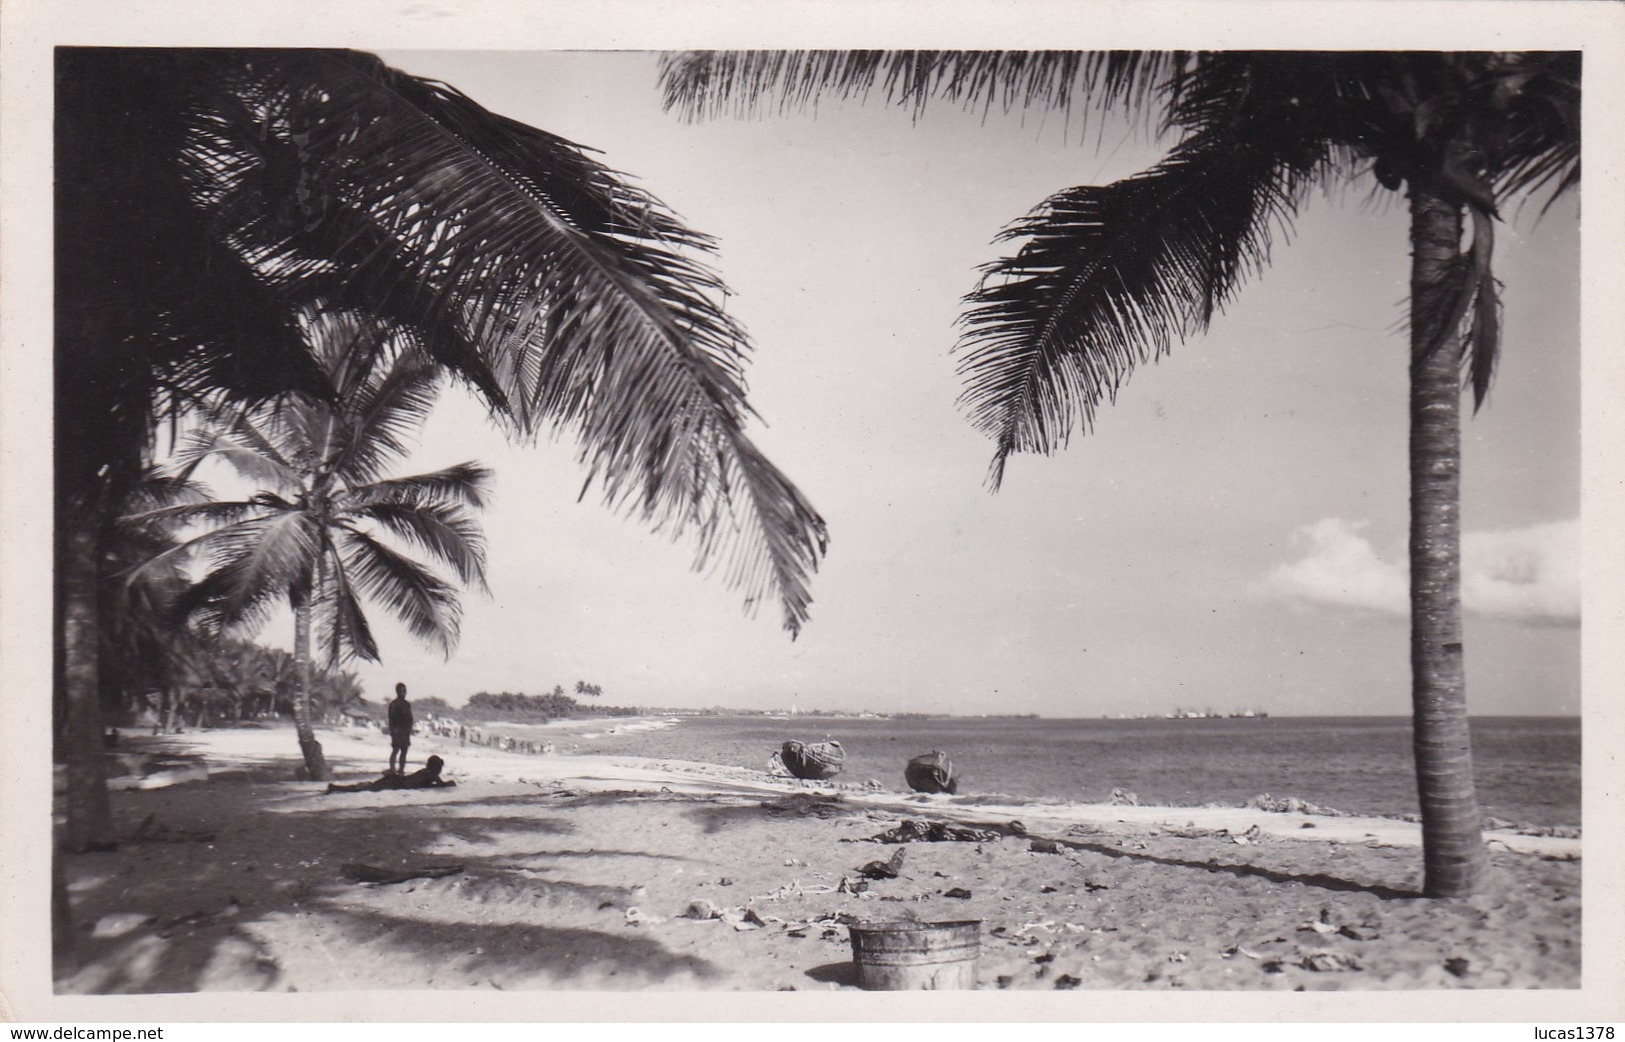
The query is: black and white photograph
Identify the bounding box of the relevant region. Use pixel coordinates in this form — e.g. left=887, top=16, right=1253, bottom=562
left=2, top=0, right=1622, bottom=1026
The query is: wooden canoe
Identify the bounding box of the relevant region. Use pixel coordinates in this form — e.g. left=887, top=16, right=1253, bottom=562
left=780, top=739, right=845, bottom=780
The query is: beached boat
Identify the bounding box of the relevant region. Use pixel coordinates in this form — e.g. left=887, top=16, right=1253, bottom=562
left=904, top=750, right=957, bottom=794
left=779, top=739, right=845, bottom=780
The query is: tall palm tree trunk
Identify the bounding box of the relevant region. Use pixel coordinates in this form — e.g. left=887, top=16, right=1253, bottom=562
left=1407, top=182, right=1486, bottom=897
left=290, top=587, right=331, bottom=781
left=61, top=517, right=114, bottom=852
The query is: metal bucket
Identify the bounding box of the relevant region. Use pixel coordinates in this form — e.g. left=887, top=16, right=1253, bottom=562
left=848, top=919, right=981, bottom=990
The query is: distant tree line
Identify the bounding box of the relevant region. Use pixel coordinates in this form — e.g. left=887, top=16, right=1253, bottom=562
left=347, top=688, right=640, bottom=727
left=106, top=635, right=364, bottom=735
left=435, top=684, right=644, bottom=723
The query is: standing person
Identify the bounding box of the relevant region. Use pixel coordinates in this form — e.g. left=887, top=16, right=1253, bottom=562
left=387, top=683, right=414, bottom=775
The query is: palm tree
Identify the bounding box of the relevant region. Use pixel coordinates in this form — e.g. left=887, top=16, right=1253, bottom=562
left=661, top=50, right=1579, bottom=897
left=127, top=311, right=494, bottom=781
left=56, top=48, right=827, bottom=849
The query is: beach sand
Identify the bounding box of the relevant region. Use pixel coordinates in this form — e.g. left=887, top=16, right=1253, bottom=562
left=53, top=721, right=1581, bottom=995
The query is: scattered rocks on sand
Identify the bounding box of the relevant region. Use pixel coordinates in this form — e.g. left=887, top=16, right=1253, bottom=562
left=865, top=819, right=1004, bottom=844
left=1246, top=793, right=1354, bottom=817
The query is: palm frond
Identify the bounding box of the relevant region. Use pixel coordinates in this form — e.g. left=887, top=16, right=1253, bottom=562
left=119, top=498, right=266, bottom=532
left=285, top=307, right=446, bottom=484
left=319, top=542, right=381, bottom=665
left=179, top=50, right=826, bottom=632
left=344, top=499, right=489, bottom=592
left=194, top=51, right=738, bottom=422
left=1486, top=52, right=1581, bottom=213
left=173, top=420, right=305, bottom=492
left=700, top=431, right=828, bottom=634
left=1447, top=205, right=1502, bottom=412
left=660, top=50, right=1189, bottom=128
left=957, top=125, right=1324, bottom=488
left=117, top=498, right=288, bottom=588
left=176, top=512, right=324, bottom=635
left=341, top=528, right=462, bottom=654
left=1468, top=261, right=1502, bottom=411
left=117, top=472, right=216, bottom=517
left=953, top=52, right=1373, bottom=487
left=353, top=462, right=492, bottom=510
left=332, top=346, right=444, bottom=485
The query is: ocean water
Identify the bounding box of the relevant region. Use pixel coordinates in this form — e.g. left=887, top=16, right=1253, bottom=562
left=554, top=715, right=1579, bottom=827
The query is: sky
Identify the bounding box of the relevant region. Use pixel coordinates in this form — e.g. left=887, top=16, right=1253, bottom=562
left=256, top=50, right=1581, bottom=718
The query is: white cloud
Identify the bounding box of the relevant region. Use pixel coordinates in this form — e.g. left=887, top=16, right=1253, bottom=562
left=1461, top=521, right=1580, bottom=624
left=1262, top=517, right=1578, bottom=625
left=1264, top=518, right=1409, bottom=616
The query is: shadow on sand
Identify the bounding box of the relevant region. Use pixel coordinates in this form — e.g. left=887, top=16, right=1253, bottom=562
left=54, top=755, right=723, bottom=994
left=1025, top=833, right=1421, bottom=901
left=804, top=960, right=859, bottom=987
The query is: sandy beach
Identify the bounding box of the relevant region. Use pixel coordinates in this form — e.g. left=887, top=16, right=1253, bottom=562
left=53, top=721, right=1581, bottom=995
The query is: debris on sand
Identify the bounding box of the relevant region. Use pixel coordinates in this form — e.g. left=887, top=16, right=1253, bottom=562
left=857, top=847, right=907, bottom=880
left=1233, top=824, right=1268, bottom=845
left=682, top=899, right=725, bottom=920
left=1245, top=793, right=1354, bottom=817
left=865, top=819, right=1004, bottom=844
left=679, top=901, right=777, bottom=932
left=1300, top=951, right=1363, bottom=972
left=624, top=907, right=666, bottom=926
left=1483, top=817, right=1580, bottom=839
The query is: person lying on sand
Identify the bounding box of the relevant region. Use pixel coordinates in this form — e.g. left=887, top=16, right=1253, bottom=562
left=325, top=755, right=456, bottom=794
